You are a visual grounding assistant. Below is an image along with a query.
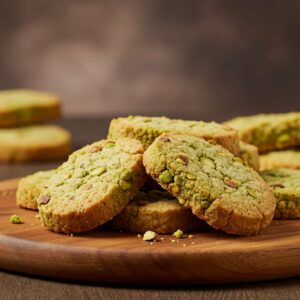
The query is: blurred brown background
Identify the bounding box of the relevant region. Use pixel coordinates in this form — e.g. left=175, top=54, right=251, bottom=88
left=0, top=0, right=299, bottom=121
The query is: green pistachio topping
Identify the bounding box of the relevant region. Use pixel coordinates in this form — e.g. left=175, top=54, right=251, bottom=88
left=159, top=170, right=173, bottom=183
left=10, top=215, right=23, bottom=224
left=143, top=230, right=157, bottom=241
left=119, top=179, right=132, bottom=191
left=173, top=229, right=184, bottom=239
left=200, top=200, right=210, bottom=209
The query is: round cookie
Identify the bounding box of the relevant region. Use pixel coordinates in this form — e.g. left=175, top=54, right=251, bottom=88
left=0, top=89, right=60, bottom=127
left=260, top=168, right=300, bottom=219
left=239, top=142, right=260, bottom=171
left=16, top=170, right=56, bottom=210
left=260, top=149, right=300, bottom=170
left=38, top=138, right=147, bottom=234
left=0, top=125, right=72, bottom=162
left=143, top=134, right=276, bottom=236
left=110, top=190, right=207, bottom=234
left=108, top=115, right=240, bottom=155
left=225, top=112, right=300, bottom=153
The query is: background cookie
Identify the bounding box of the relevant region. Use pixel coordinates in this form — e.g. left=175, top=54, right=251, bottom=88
left=225, top=112, right=300, bottom=153
left=0, top=89, right=60, bottom=127
left=108, top=115, right=240, bottom=155
left=110, top=190, right=207, bottom=234
left=261, top=168, right=300, bottom=219
left=260, top=150, right=300, bottom=170
left=0, top=125, right=72, bottom=162
left=16, top=170, right=55, bottom=210
left=38, top=138, right=147, bottom=234
left=143, top=134, right=276, bottom=236
left=239, top=142, right=260, bottom=171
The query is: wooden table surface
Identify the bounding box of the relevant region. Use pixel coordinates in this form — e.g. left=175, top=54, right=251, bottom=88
left=1, top=118, right=300, bottom=300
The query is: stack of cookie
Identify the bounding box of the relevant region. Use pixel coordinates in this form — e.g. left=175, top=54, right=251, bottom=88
left=17, top=115, right=279, bottom=237
left=0, top=89, right=72, bottom=162
left=226, top=112, right=300, bottom=219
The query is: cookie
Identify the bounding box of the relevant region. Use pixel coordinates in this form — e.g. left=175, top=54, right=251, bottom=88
left=16, top=170, right=55, bottom=210
left=260, top=168, right=300, bottom=219
left=239, top=142, right=260, bottom=171
left=0, top=89, right=60, bottom=127
left=225, top=112, right=300, bottom=153
left=0, top=125, right=72, bottom=162
left=110, top=190, right=206, bottom=234
left=108, top=115, right=240, bottom=155
left=260, top=149, right=300, bottom=170
left=143, top=134, right=276, bottom=236
left=38, top=138, right=147, bottom=234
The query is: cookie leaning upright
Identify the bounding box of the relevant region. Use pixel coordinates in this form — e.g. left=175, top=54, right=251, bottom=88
left=16, top=170, right=56, bottom=210
left=0, top=89, right=60, bottom=127
left=0, top=125, right=71, bottom=162
left=260, top=169, right=300, bottom=219
left=143, top=134, right=276, bottom=236
left=38, top=138, right=147, bottom=234
left=225, top=112, right=300, bottom=153
left=110, top=190, right=206, bottom=234
left=108, top=116, right=240, bottom=155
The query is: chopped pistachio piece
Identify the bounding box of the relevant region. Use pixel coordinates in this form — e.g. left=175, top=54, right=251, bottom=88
left=143, top=230, right=157, bottom=241
left=119, top=179, right=132, bottom=191
left=159, top=170, right=173, bottom=183
left=173, top=229, right=184, bottom=239
left=200, top=200, right=210, bottom=209
left=10, top=215, right=23, bottom=224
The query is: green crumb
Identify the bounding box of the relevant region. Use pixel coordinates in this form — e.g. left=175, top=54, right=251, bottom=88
left=143, top=230, right=157, bottom=241
left=173, top=229, right=184, bottom=239
left=159, top=170, right=173, bottom=183
left=200, top=200, right=210, bottom=209
left=10, top=215, right=23, bottom=224
left=119, top=179, right=132, bottom=191
left=188, top=234, right=194, bottom=239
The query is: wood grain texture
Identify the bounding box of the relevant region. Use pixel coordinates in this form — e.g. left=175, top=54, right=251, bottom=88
left=1, top=178, right=300, bottom=285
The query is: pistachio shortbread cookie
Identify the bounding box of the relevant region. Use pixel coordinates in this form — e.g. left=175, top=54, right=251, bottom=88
left=38, top=138, right=147, bottom=234
left=143, top=134, right=275, bottom=236
left=111, top=190, right=206, bottom=234
left=239, top=142, right=260, bottom=171
left=0, top=125, right=71, bottom=162
left=260, top=150, right=300, bottom=170
left=0, top=89, right=60, bottom=127
left=108, top=115, right=240, bottom=155
left=260, top=169, right=300, bottom=219
left=16, top=170, right=55, bottom=210
left=225, top=112, right=300, bottom=153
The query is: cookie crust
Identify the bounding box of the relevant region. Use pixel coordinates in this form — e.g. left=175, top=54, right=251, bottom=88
left=38, top=138, right=147, bottom=234
left=143, top=134, right=275, bottom=236
left=16, top=170, right=55, bottom=210
left=225, top=112, right=300, bottom=153
left=0, top=89, right=60, bottom=127
left=260, top=149, right=300, bottom=170
left=261, top=168, right=300, bottom=219
left=110, top=190, right=206, bottom=234
left=108, top=115, right=240, bottom=155
left=239, top=142, right=260, bottom=171
left=0, top=125, right=72, bottom=162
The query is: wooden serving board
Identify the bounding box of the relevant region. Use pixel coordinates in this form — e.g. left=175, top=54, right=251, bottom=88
left=1, top=178, right=300, bottom=285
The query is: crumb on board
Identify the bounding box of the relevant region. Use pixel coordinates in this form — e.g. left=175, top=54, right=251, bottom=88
left=10, top=215, right=23, bottom=224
